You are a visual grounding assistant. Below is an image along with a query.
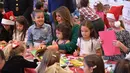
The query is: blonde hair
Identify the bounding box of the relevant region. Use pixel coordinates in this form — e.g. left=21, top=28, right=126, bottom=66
left=53, top=6, right=74, bottom=27
left=3, top=41, right=26, bottom=60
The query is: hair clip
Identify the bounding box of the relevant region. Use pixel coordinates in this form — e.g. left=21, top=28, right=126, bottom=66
left=94, top=1, right=100, bottom=6
left=52, top=54, right=57, bottom=58
left=12, top=43, right=19, bottom=49
left=92, top=65, right=97, bottom=69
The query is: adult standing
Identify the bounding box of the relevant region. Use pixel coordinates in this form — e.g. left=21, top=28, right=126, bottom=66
left=4, top=0, right=33, bottom=25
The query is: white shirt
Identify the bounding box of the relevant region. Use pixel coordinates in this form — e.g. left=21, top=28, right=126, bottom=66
left=77, top=38, right=101, bottom=56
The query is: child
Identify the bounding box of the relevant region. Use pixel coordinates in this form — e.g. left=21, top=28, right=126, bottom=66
left=35, top=1, right=50, bottom=24
left=0, top=14, right=14, bottom=43
left=55, top=24, right=71, bottom=45
left=37, top=49, right=73, bottom=73
left=104, top=6, right=130, bottom=60
left=73, top=20, right=101, bottom=57
left=79, top=0, right=104, bottom=35
left=114, top=59, right=130, bottom=73
left=13, top=16, right=29, bottom=41
left=48, top=23, right=71, bottom=53
left=1, top=41, right=38, bottom=73
left=0, top=49, right=5, bottom=72
left=94, top=1, right=104, bottom=21
left=26, top=10, right=52, bottom=48
left=84, top=54, right=105, bottom=73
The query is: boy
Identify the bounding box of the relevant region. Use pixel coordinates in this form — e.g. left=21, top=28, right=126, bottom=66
left=26, top=10, right=52, bottom=48
left=35, top=1, right=50, bottom=24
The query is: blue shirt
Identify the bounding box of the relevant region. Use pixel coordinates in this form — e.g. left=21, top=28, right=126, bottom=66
left=26, top=23, right=52, bottom=47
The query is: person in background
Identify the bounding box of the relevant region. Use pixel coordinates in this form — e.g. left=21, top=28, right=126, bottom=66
left=4, top=0, right=33, bottom=25
left=114, top=59, right=130, bottom=73
left=13, top=16, right=29, bottom=41
left=0, top=3, right=3, bottom=24
left=94, top=1, right=104, bottom=21
left=103, top=4, right=111, bottom=28
left=37, top=49, right=73, bottom=73
left=73, top=20, right=102, bottom=57
left=35, top=1, right=50, bottom=24
left=0, top=49, right=5, bottom=73
left=84, top=54, right=105, bottom=73
left=0, top=14, right=14, bottom=43
left=79, top=0, right=104, bottom=35
left=26, top=10, right=52, bottom=48
left=1, top=41, right=38, bottom=73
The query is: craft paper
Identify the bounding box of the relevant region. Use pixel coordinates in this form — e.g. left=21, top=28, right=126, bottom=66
left=99, top=30, right=121, bottom=56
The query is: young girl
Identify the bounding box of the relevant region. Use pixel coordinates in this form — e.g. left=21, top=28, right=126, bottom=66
left=73, top=20, right=101, bottom=57
left=84, top=54, right=105, bottom=73
left=13, top=16, right=29, bottom=41
left=1, top=41, right=38, bottom=73
left=0, top=49, right=5, bottom=72
left=37, top=49, right=73, bottom=73
left=94, top=1, right=104, bottom=21
left=52, top=23, right=71, bottom=53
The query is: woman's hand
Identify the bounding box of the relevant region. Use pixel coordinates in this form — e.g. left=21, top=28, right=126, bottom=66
left=113, top=40, right=122, bottom=47
left=113, top=40, right=128, bottom=53
left=47, top=44, right=58, bottom=50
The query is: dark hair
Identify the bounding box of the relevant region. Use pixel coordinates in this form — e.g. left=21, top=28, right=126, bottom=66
left=37, top=49, right=60, bottom=73
left=84, top=54, right=105, bottom=73
left=79, top=20, right=98, bottom=39
left=35, top=1, right=44, bottom=9
left=56, top=23, right=71, bottom=40
left=114, top=59, right=130, bottom=73
left=0, top=49, right=5, bottom=60
left=80, top=0, right=89, bottom=7
left=31, top=9, right=44, bottom=19
left=14, top=16, right=29, bottom=41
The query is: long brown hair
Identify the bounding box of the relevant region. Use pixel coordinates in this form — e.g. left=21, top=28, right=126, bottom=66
left=52, top=6, right=73, bottom=27
left=79, top=20, right=98, bottom=39
left=37, top=49, right=60, bottom=73
left=84, top=54, right=105, bottom=73
left=14, top=16, right=29, bottom=41
left=114, top=59, right=130, bottom=73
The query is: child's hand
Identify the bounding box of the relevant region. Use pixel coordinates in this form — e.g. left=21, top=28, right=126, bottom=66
left=52, top=40, right=57, bottom=45
left=73, top=50, right=79, bottom=57
left=99, top=39, right=103, bottom=44
left=113, top=40, right=122, bottom=48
